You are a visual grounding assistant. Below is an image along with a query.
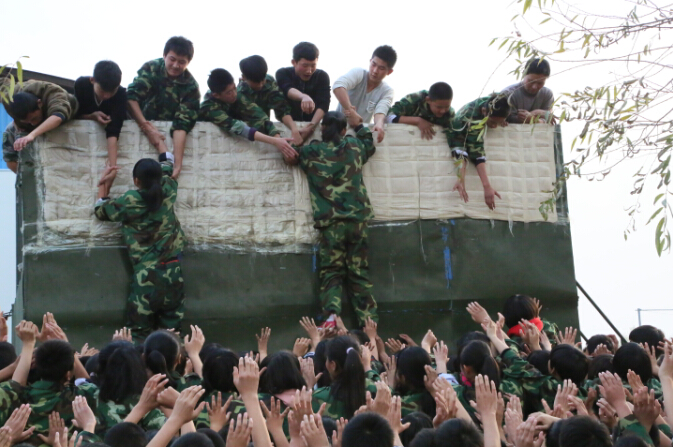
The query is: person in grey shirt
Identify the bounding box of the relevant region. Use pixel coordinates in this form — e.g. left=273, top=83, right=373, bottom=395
left=333, top=45, right=397, bottom=143
left=501, top=58, right=554, bottom=124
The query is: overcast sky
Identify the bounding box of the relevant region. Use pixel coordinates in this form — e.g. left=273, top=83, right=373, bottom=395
left=1, top=0, right=671, bottom=340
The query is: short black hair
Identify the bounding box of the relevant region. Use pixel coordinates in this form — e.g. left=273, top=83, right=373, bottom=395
left=259, top=351, right=306, bottom=395
left=586, top=335, right=614, bottom=355
left=207, top=69, right=235, bottom=94
left=409, top=428, right=436, bottom=447
left=203, top=348, right=239, bottom=394
left=428, top=82, right=453, bottom=101
left=549, top=344, right=589, bottom=385
left=587, top=354, right=614, bottom=380
left=434, top=419, right=483, bottom=447
left=486, top=93, right=511, bottom=118
left=372, top=45, right=397, bottom=69
left=197, top=429, right=224, bottom=447
left=400, top=412, right=433, bottom=447
left=35, top=340, right=74, bottom=382
left=613, top=342, right=652, bottom=383
left=527, top=349, right=551, bottom=375
left=104, top=423, right=147, bottom=447
left=524, top=58, right=551, bottom=77
left=293, top=42, right=319, bottom=62
left=93, top=60, right=122, bottom=93
left=503, top=294, right=538, bottom=328
left=239, top=55, right=268, bottom=83
left=558, top=416, right=611, bottom=447
left=164, top=36, right=194, bottom=61
left=629, top=325, right=665, bottom=356
left=342, top=413, right=394, bottom=447
left=172, top=433, right=214, bottom=447
left=0, top=342, right=17, bottom=370
left=3, top=91, right=40, bottom=120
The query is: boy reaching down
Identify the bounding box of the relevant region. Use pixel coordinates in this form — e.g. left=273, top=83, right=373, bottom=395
left=387, top=82, right=455, bottom=140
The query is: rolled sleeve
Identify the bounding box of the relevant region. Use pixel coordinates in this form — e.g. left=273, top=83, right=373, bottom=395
left=374, top=86, right=394, bottom=116
left=171, top=84, right=200, bottom=135
left=333, top=68, right=365, bottom=91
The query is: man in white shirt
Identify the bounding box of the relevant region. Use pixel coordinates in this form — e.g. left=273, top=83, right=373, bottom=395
left=333, top=45, right=397, bottom=143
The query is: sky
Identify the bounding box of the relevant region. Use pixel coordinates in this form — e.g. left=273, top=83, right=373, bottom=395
left=1, top=0, right=672, bottom=341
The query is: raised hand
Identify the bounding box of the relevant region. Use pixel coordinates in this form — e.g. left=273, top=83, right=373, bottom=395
left=255, top=327, right=271, bottom=361
left=206, top=391, right=233, bottom=432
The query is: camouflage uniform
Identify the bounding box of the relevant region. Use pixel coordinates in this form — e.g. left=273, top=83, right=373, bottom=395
left=126, top=58, right=200, bottom=136
left=0, top=380, right=98, bottom=446
left=450, top=97, right=492, bottom=166
left=508, top=319, right=561, bottom=349
left=298, top=126, right=378, bottom=326
left=452, top=385, right=481, bottom=424
left=237, top=75, right=292, bottom=122
left=175, top=372, right=203, bottom=392
left=199, top=91, right=280, bottom=139
left=388, top=90, right=456, bottom=145
left=95, top=396, right=165, bottom=435
left=615, top=415, right=655, bottom=446
left=2, top=122, right=22, bottom=164
left=311, top=370, right=380, bottom=419
left=94, top=155, right=186, bottom=341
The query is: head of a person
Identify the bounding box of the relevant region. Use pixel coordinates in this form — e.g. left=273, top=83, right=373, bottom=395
left=558, top=416, right=611, bottom=447
left=527, top=349, right=551, bottom=375
left=614, top=436, right=649, bottom=447
left=172, top=432, right=214, bottom=447
left=434, top=418, right=483, bottom=447
left=144, top=330, right=180, bottom=384
left=400, top=412, right=434, bottom=447
left=314, top=340, right=332, bottom=388
left=426, top=82, right=453, bottom=118
left=35, top=340, right=75, bottom=383
left=132, top=158, right=163, bottom=213
left=104, top=422, right=147, bottom=447
left=163, top=36, right=194, bottom=78
left=629, top=325, right=665, bottom=356
left=502, top=294, right=538, bottom=328
left=482, top=93, right=511, bottom=128
left=325, top=335, right=365, bottom=418
left=196, top=429, right=224, bottom=447
left=585, top=335, right=614, bottom=356
left=587, top=354, right=614, bottom=380
left=396, top=347, right=432, bottom=393
left=546, top=419, right=568, bottom=447
left=202, top=348, right=239, bottom=394
left=342, top=412, right=394, bottom=447
left=92, top=60, right=122, bottom=100
left=199, top=342, right=225, bottom=364
left=4, top=92, right=43, bottom=127
left=522, top=58, right=551, bottom=96
left=0, top=342, right=17, bottom=370
left=239, top=55, right=268, bottom=91
left=99, top=344, right=147, bottom=403
left=459, top=340, right=500, bottom=387
left=451, top=331, right=492, bottom=372
left=291, top=42, right=319, bottom=81
left=259, top=351, right=306, bottom=394
left=369, top=45, right=397, bottom=84
left=208, top=69, right=237, bottom=104
left=549, top=344, right=589, bottom=385
left=321, top=111, right=348, bottom=144
left=613, top=342, right=652, bottom=383
left=85, top=354, right=100, bottom=383
left=349, top=329, right=370, bottom=346
left=408, top=428, right=436, bottom=447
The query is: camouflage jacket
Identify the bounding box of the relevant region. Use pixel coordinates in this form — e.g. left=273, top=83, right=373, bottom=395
left=95, top=395, right=165, bottom=435
left=0, top=380, right=98, bottom=446
left=237, top=75, right=292, bottom=122
left=311, top=370, right=380, bottom=419
left=126, top=58, right=200, bottom=135
left=2, top=79, right=78, bottom=127
left=199, top=91, right=279, bottom=139
left=298, top=125, right=376, bottom=228
left=2, top=122, right=21, bottom=163
left=615, top=415, right=655, bottom=446
left=451, top=97, right=491, bottom=166
left=389, top=90, right=456, bottom=144
left=508, top=319, right=561, bottom=349
left=94, top=155, right=186, bottom=271
left=175, top=372, right=203, bottom=392
left=396, top=390, right=437, bottom=418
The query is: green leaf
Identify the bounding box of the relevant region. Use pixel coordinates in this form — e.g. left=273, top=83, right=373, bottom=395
left=647, top=207, right=663, bottom=224
left=17, top=61, right=22, bottom=84
left=654, top=193, right=664, bottom=205
left=540, top=17, right=551, bottom=24
left=523, top=0, right=533, bottom=14
left=8, top=74, right=15, bottom=98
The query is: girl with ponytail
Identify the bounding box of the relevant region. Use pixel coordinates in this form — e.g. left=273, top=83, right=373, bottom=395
left=286, top=112, right=379, bottom=328
left=455, top=340, right=501, bottom=424
left=94, top=151, right=186, bottom=341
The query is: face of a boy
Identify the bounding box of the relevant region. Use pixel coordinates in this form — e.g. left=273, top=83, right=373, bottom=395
left=243, top=76, right=266, bottom=92
left=368, top=57, right=393, bottom=84
left=213, top=84, right=237, bottom=104
left=522, top=73, right=548, bottom=95
left=164, top=51, right=190, bottom=79
left=426, top=98, right=452, bottom=118
left=91, top=80, right=118, bottom=102
left=20, top=107, right=43, bottom=128
left=292, top=58, right=317, bottom=81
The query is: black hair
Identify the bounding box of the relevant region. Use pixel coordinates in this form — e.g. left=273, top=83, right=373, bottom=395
left=400, top=412, right=434, bottom=447
left=349, top=329, right=370, bottom=346
left=293, top=42, right=319, bottom=62
left=372, top=45, right=398, bottom=69
left=172, top=433, right=214, bottom=447
left=239, top=55, right=268, bottom=83
left=207, top=69, right=235, bottom=94
left=460, top=340, right=501, bottom=389
left=409, top=428, right=436, bottom=447
left=93, top=60, right=122, bottom=92
left=629, top=325, right=665, bottom=356
left=587, top=354, right=614, bottom=380
left=35, top=340, right=74, bottom=382
left=451, top=331, right=490, bottom=372
left=98, top=341, right=133, bottom=376
left=396, top=347, right=436, bottom=416
left=428, top=83, right=453, bottom=101
left=342, top=413, right=394, bottom=447
left=3, top=92, right=40, bottom=120
left=486, top=93, right=511, bottom=118
left=546, top=419, right=568, bottom=447
left=322, top=417, right=337, bottom=440
left=549, top=344, right=589, bottom=385
left=200, top=342, right=224, bottom=363
left=132, top=158, right=163, bottom=213
left=586, top=335, right=614, bottom=355
left=314, top=340, right=332, bottom=388
left=524, top=58, right=551, bottom=77
left=104, top=422, right=147, bottom=447
left=434, top=419, right=483, bottom=447
left=527, top=349, right=551, bottom=375
left=144, top=331, right=180, bottom=387
left=99, top=345, right=148, bottom=403
left=259, top=351, right=306, bottom=394
left=85, top=353, right=100, bottom=384
left=196, top=429, right=224, bottom=447
left=558, top=416, right=611, bottom=447
left=321, top=111, right=347, bottom=145
left=613, top=342, right=652, bottom=383
left=164, top=36, right=194, bottom=61
left=202, top=348, right=239, bottom=394
left=0, top=342, right=17, bottom=370
left=503, top=294, right=538, bottom=329
left=326, top=335, right=366, bottom=418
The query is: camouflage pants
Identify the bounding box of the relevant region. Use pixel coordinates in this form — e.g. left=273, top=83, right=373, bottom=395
left=2, top=122, right=24, bottom=164
left=127, top=260, right=185, bottom=341
left=318, top=221, right=378, bottom=326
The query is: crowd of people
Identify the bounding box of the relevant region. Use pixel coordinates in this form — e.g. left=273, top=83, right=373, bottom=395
left=0, top=295, right=667, bottom=447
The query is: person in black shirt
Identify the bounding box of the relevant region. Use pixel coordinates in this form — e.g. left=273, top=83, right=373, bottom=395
left=74, top=60, right=126, bottom=190
left=276, top=42, right=331, bottom=142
